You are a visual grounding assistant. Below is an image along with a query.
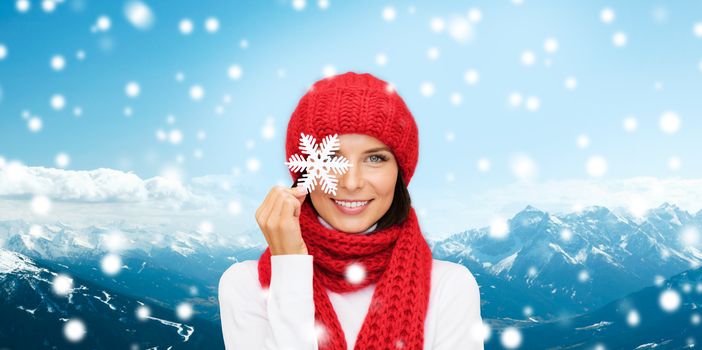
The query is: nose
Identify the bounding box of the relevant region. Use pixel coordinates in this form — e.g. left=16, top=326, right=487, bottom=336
left=339, top=161, right=363, bottom=191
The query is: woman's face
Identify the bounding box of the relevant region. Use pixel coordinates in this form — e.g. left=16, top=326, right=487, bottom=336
left=309, top=133, right=399, bottom=233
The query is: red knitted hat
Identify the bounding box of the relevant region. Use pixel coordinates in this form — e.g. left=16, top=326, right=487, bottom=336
left=285, top=71, right=419, bottom=186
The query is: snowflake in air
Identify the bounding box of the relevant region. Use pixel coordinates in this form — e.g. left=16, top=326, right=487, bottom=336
left=285, top=133, right=352, bottom=196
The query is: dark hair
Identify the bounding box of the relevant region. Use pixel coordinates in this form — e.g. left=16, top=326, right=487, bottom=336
left=291, top=170, right=411, bottom=231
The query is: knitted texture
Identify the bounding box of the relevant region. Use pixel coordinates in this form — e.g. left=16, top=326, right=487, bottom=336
left=284, top=71, right=420, bottom=186
left=258, top=199, right=433, bottom=350
left=257, top=72, right=432, bottom=349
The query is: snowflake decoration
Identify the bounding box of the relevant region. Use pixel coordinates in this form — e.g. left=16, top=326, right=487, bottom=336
left=285, top=133, right=352, bottom=196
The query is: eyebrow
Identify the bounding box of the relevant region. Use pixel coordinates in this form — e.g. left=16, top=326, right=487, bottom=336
left=335, top=147, right=391, bottom=154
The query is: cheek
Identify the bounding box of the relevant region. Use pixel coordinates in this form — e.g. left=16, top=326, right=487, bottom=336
left=369, top=172, right=397, bottom=197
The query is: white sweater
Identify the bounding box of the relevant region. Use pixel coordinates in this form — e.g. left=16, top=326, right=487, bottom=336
left=218, top=216, right=484, bottom=349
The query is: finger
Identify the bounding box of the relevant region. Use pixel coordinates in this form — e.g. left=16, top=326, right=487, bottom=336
left=267, top=191, right=287, bottom=230
left=291, top=195, right=302, bottom=217
left=257, top=186, right=282, bottom=225
left=290, top=185, right=308, bottom=198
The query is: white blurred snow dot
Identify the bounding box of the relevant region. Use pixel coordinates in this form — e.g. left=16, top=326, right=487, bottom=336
left=76, top=50, right=86, bottom=60
left=560, top=229, right=573, bottom=241
left=508, top=92, right=523, bottom=107
left=659, top=289, right=681, bottom=312
left=52, top=274, right=74, bottom=296
left=96, top=15, right=111, bottom=31
left=55, top=152, right=70, bottom=168
left=470, top=321, right=492, bottom=343
left=522, top=306, right=533, bottom=317
left=623, top=116, right=638, bottom=132
left=600, top=8, right=615, bottom=23
left=73, top=107, right=82, bottom=117
left=228, top=200, right=241, bottom=215
left=448, top=17, right=474, bottom=43
left=680, top=227, right=699, bottom=246
left=692, top=314, right=701, bottom=325
left=292, top=0, right=305, bottom=11
left=445, top=131, right=455, bottom=142
left=322, top=64, right=336, bottom=78
left=101, top=253, right=123, bottom=276
left=489, top=218, right=509, bottom=239
left=430, top=17, right=445, bottom=33
left=510, top=154, right=537, bottom=181
left=544, top=38, right=558, bottom=53
left=28, top=117, right=43, bottom=132
left=136, top=305, right=151, bottom=320
left=521, top=50, right=536, bottom=66
left=125, top=81, right=140, bottom=98
left=345, top=263, right=366, bottom=284
left=375, top=53, right=388, bottom=66
left=382, top=6, right=396, bottom=22
left=659, top=111, right=681, bottom=134
left=668, top=156, right=681, bottom=171
left=198, top=221, right=214, bottom=234
left=627, top=310, right=640, bottom=327
left=42, top=0, right=56, bottom=12
left=50, top=55, right=65, bottom=71
left=0, top=44, right=7, bottom=60
left=16, top=0, right=30, bottom=13
left=427, top=47, right=440, bottom=60
left=228, top=64, right=242, bottom=80
left=693, top=22, right=702, bottom=38
left=31, top=195, right=52, bottom=215
left=318, top=0, right=329, bottom=10
left=179, top=18, right=194, bottom=35
left=247, top=157, right=260, bottom=172
left=525, top=96, right=540, bottom=111
left=189, top=85, right=204, bottom=101
left=50, top=94, right=66, bottom=110
left=420, top=82, right=435, bottom=97
left=477, top=158, right=491, bottom=172
left=464, top=69, right=479, bottom=85
left=123, top=106, right=133, bottom=117
left=500, top=327, right=522, bottom=349
left=205, top=17, right=220, bottom=33
left=63, top=319, right=86, bottom=343
left=261, top=118, right=275, bottom=139
left=565, top=76, right=577, bottom=90
left=450, top=92, right=462, bottom=105
left=467, top=8, right=482, bottom=23
left=612, top=32, right=627, bottom=47
left=168, top=129, right=183, bottom=144
left=124, top=1, right=153, bottom=30
left=586, top=156, right=607, bottom=177
left=176, top=302, right=194, bottom=321
left=578, top=270, right=590, bottom=282
left=576, top=134, right=590, bottom=149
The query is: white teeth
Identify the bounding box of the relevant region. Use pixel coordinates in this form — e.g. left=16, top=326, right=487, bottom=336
left=334, top=200, right=369, bottom=208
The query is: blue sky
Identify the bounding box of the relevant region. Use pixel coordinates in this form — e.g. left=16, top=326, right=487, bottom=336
left=1, top=0, right=701, bottom=239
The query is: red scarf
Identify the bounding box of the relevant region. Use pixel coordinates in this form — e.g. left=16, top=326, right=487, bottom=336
left=258, top=197, right=433, bottom=349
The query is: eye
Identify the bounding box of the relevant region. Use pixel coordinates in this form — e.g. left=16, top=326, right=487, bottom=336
left=368, top=154, right=388, bottom=163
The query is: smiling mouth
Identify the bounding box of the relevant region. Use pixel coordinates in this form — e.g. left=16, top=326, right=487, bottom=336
left=330, top=198, right=373, bottom=214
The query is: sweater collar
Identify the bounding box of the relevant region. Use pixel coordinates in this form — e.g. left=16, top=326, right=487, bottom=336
left=316, top=215, right=378, bottom=234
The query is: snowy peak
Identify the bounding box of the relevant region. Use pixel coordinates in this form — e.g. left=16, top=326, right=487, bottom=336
left=0, top=248, right=40, bottom=274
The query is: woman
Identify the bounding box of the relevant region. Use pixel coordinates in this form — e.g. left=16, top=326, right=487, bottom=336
left=219, top=72, right=484, bottom=349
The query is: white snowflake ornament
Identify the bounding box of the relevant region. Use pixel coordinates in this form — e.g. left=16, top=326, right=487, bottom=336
left=285, top=133, right=352, bottom=196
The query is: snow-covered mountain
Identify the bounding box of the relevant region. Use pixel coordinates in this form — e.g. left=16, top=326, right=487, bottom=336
left=511, top=264, right=702, bottom=349
left=0, top=248, right=223, bottom=348
left=432, top=202, right=702, bottom=320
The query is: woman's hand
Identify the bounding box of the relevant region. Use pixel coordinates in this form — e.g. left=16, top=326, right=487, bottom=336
left=255, top=185, right=309, bottom=255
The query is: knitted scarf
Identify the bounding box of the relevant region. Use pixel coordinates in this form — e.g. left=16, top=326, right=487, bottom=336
left=257, top=197, right=433, bottom=350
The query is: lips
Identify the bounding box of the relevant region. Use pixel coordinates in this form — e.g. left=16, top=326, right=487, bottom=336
left=330, top=198, right=373, bottom=215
